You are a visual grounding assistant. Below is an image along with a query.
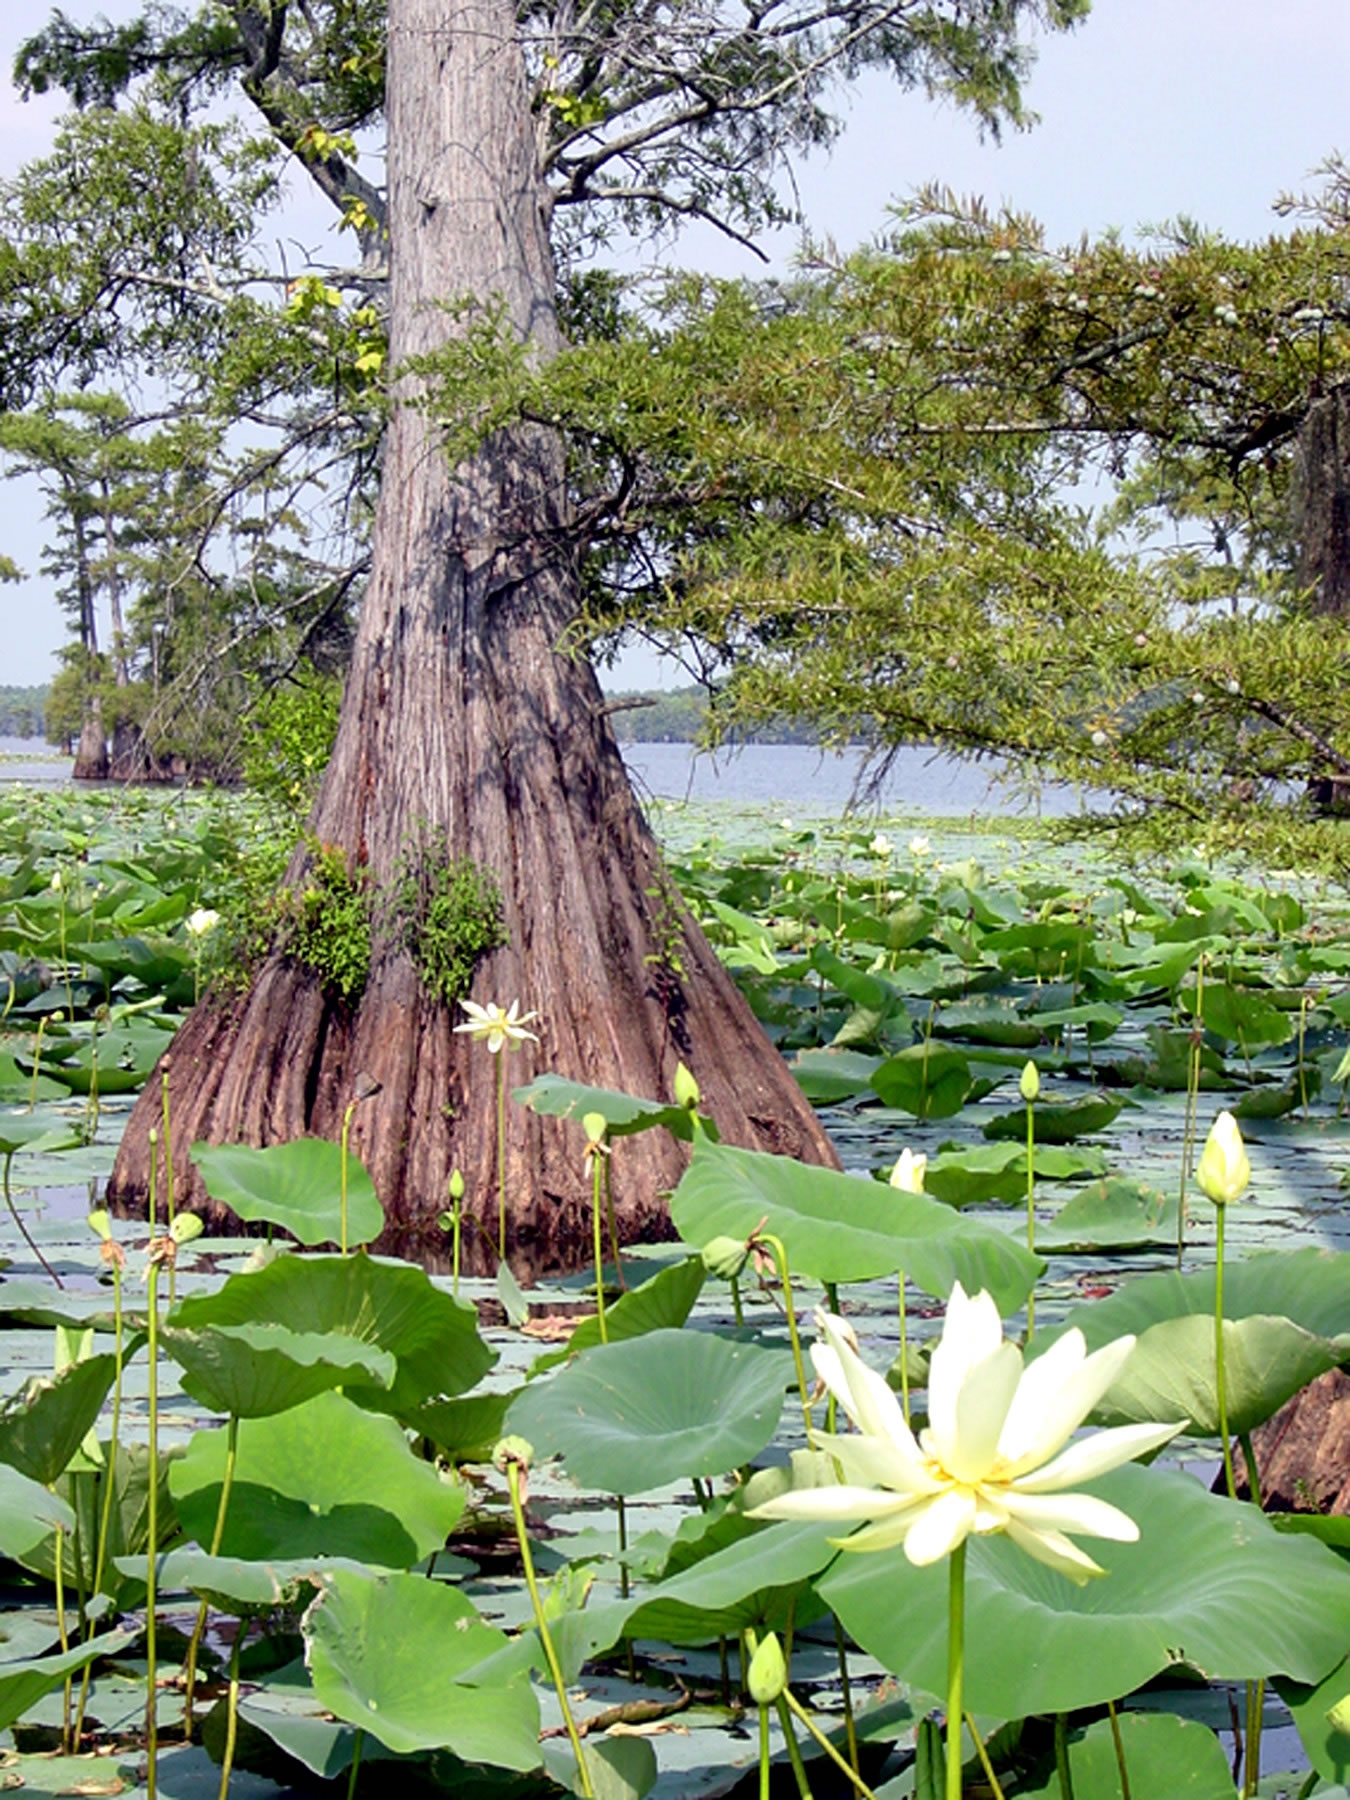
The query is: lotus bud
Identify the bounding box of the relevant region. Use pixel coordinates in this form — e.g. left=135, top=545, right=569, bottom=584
left=1196, top=1110, right=1250, bottom=1206
left=889, top=1148, right=927, bottom=1194
left=87, top=1209, right=111, bottom=1242
left=702, top=1235, right=750, bottom=1281
left=448, top=1168, right=465, bottom=1202
left=747, top=1632, right=787, bottom=1706
left=583, top=1112, right=607, bottom=1146
left=1327, top=1692, right=1350, bottom=1735
left=1019, top=1060, right=1041, bottom=1103
left=493, top=1435, right=534, bottom=1473
left=170, top=1212, right=204, bottom=1247
left=673, top=1063, right=700, bottom=1111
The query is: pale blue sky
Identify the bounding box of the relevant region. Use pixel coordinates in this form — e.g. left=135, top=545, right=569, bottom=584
left=1, top=0, right=1347, bottom=685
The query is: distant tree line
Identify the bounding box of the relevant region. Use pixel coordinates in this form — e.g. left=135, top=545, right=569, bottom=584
left=607, top=686, right=828, bottom=745
left=0, top=685, right=49, bottom=739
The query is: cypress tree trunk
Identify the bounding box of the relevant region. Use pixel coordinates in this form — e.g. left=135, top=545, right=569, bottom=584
left=107, top=0, right=838, bottom=1270
left=1295, top=380, right=1350, bottom=618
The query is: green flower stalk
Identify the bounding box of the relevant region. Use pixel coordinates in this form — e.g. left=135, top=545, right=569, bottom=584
left=1, top=1140, right=63, bottom=1287
left=583, top=1112, right=610, bottom=1342
left=749, top=1229, right=812, bottom=1437
left=1019, top=1060, right=1040, bottom=1337
left=890, top=1148, right=927, bottom=1427
left=1178, top=955, right=1207, bottom=1268
left=26, top=1015, right=46, bottom=1113
left=1196, top=1109, right=1251, bottom=1500
left=496, top=1439, right=593, bottom=1799
left=339, top=1072, right=381, bottom=1255
left=75, top=1215, right=126, bottom=1745
left=454, top=1000, right=540, bottom=1263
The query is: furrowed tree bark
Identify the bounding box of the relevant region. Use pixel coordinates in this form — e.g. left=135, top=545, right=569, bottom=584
left=106, top=0, right=838, bottom=1271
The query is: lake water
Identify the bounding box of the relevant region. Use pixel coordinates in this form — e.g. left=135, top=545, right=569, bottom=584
left=622, top=740, right=1100, bottom=817
left=1, top=735, right=1103, bottom=817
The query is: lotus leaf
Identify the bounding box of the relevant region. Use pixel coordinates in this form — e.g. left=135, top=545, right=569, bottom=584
left=304, top=1567, right=541, bottom=1767
left=168, top=1250, right=494, bottom=1413
left=1012, top=1711, right=1237, bottom=1798
left=1037, top=1179, right=1179, bottom=1252
left=670, top=1135, right=1042, bottom=1312
left=821, top=1463, right=1350, bottom=1716
left=1096, top=1313, right=1342, bottom=1437
left=870, top=1043, right=973, bottom=1118
left=1045, top=1249, right=1350, bottom=1353
left=983, top=1092, right=1123, bottom=1143
left=515, top=1072, right=720, bottom=1144
left=190, top=1139, right=384, bottom=1248
left=506, top=1328, right=792, bottom=1495
left=170, top=1390, right=464, bottom=1567
left=159, top=1322, right=396, bottom=1418
left=0, top=1355, right=117, bottom=1487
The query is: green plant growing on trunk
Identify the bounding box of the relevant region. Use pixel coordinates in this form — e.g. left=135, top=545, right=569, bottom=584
left=278, top=842, right=371, bottom=1004
left=394, top=848, right=506, bottom=1008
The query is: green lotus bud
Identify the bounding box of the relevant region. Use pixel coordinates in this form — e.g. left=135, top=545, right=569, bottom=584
left=87, top=1209, right=111, bottom=1242
left=1019, top=1060, right=1040, bottom=1103
left=583, top=1111, right=607, bottom=1146
left=1196, top=1109, right=1250, bottom=1207
left=493, top=1435, right=534, bottom=1473
left=673, top=1062, right=700, bottom=1111
left=1327, top=1692, right=1350, bottom=1735
left=448, top=1168, right=465, bottom=1201
left=702, top=1235, right=750, bottom=1280
left=170, top=1212, right=204, bottom=1247
left=748, top=1632, right=787, bottom=1705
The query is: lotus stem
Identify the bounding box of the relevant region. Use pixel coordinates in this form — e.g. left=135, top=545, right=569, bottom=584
left=146, top=1252, right=163, bottom=1800
left=340, top=1099, right=356, bottom=1255
left=730, top=1273, right=744, bottom=1327
left=898, top=1268, right=911, bottom=1427
left=1106, top=1700, right=1132, bottom=1800
left=1054, top=1713, right=1076, bottom=1800
left=756, top=1232, right=812, bottom=1436
left=759, top=1696, right=771, bottom=1800
left=591, top=1146, right=607, bottom=1345
left=1239, top=1431, right=1263, bottom=1509
left=76, top=1244, right=125, bottom=1742
left=775, top=1694, right=815, bottom=1800
left=1214, top=1203, right=1236, bottom=1500
left=1244, top=1678, right=1265, bottom=1797
left=215, top=1626, right=243, bottom=1800
left=783, top=1687, right=879, bottom=1799
left=946, top=1542, right=966, bottom=1800
left=183, top=1412, right=239, bottom=1738
left=1024, top=1101, right=1036, bottom=1339
left=965, top=1712, right=1008, bottom=1800
left=831, top=1613, right=860, bottom=1779
left=27, top=1015, right=46, bottom=1112
left=2, top=1148, right=64, bottom=1286
left=1178, top=957, right=1205, bottom=1269
left=54, top=1522, right=70, bottom=1750
left=496, top=1056, right=508, bottom=1264
left=161, top=1068, right=175, bottom=1299
left=347, top=1726, right=364, bottom=1800
left=603, top=1156, right=624, bottom=1291
left=505, top=1459, right=592, bottom=1798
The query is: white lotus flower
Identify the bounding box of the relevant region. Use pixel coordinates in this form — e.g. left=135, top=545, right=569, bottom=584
left=749, top=1286, right=1183, bottom=1584
left=889, top=1148, right=926, bottom=1193
left=454, top=998, right=539, bottom=1055
left=186, top=907, right=220, bottom=938
left=908, top=836, right=931, bottom=857
left=870, top=833, right=893, bottom=858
